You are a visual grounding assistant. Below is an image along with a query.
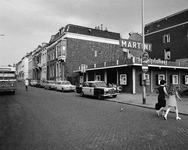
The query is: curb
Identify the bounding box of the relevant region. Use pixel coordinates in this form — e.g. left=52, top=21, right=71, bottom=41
left=108, top=99, right=188, bottom=117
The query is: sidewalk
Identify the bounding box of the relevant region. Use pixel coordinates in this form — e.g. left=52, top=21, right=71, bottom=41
left=109, top=93, right=188, bottom=116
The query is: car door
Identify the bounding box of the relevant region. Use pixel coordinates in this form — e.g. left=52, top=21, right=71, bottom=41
left=82, top=82, right=90, bottom=95
left=88, top=83, right=95, bottom=96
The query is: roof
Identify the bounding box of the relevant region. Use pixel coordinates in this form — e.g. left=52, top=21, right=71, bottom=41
left=65, top=24, right=121, bottom=40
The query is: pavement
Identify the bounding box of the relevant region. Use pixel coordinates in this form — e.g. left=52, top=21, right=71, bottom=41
left=108, top=93, right=188, bottom=116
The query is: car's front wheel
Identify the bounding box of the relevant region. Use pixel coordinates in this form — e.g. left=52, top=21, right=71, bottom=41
left=112, top=95, right=117, bottom=98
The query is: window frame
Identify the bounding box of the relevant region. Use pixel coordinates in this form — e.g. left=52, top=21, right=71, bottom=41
left=158, top=74, right=165, bottom=85
left=163, top=33, right=170, bottom=43
left=185, top=75, right=188, bottom=85
left=120, top=74, right=127, bottom=85
left=172, top=75, right=178, bottom=84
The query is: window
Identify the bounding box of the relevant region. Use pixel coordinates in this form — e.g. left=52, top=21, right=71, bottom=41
left=163, top=33, right=170, bottom=43
left=80, top=76, right=83, bottom=83
left=172, top=75, right=178, bottom=84
left=185, top=75, right=188, bottom=85
left=158, top=74, right=165, bottom=85
left=95, top=50, right=97, bottom=57
left=96, top=75, right=101, bottom=81
left=164, top=49, right=171, bottom=60
left=120, top=74, right=127, bottom=85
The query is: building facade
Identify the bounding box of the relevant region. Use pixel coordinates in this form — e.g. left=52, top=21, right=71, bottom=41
left=46, top=24, right=121, bottom=85
left=145, top=9, right=188, bottom=61
left=16, top=9, right=188, bottom=94
left=16, top=55, right=29, bottom=81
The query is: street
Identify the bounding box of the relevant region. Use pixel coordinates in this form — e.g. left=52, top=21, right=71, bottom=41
left=0, top=83, right=188, bottom=150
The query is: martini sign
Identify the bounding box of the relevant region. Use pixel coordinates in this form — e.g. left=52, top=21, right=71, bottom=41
left=119, top=39, right=152, bottom=51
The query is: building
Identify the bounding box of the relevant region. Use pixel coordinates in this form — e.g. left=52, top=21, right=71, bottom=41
left=41, top=43, right=48, bottom=81
left=46, top=24, right=121, bottom=85
left=145, top=8, right=188, bottom=61
left=32, top=45, right=42, bottom=80
left=16, top=9, right=188, bottom=94
left=16, top=54, right=29, bottom=81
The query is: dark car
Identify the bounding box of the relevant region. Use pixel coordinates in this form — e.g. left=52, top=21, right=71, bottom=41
left=76, top=81, right=117, bottom=100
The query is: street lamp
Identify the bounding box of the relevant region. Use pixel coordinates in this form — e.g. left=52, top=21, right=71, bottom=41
left=142, top=0, right=147, bottom=104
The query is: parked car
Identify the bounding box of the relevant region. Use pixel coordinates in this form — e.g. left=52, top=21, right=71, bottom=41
left=76, top=81, right=118, bottom=100
left=30, top=80, right=38, bottom=87
left=44, top=80, right=56, bottom=90
left=54, top=81, right=76, bottom=92
left=39, top=80, right=47, bottom=88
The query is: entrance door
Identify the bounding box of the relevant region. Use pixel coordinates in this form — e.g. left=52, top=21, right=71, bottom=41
left=107, top=70, right=117, bottom=84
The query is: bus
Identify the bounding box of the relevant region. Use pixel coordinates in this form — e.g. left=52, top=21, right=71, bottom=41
left=0, top=66, right=17, bottom=94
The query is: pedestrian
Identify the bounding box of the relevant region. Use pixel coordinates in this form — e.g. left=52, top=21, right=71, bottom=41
left=156, top=80, right=168, bottom=116
left=164, top=84, right=182, bottom=120
left=25, top=78, right=29, bottom=91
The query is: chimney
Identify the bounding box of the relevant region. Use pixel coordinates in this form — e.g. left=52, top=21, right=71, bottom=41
left=101, top=24, right=103, bottom=30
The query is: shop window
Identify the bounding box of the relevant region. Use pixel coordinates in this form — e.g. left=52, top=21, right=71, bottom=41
left=163, top=33, right=170, bottom=43
left=185, top=75, right=188, bottom=85
left=172, top=75, right=178, bottom=84
left=120, top=74, right=127, bottom=85
left=157, top=74, right=165, bottom=85
left=96, top=75, right=101, bottom=81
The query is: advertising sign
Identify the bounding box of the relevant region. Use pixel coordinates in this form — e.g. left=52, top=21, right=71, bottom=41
left=119, top=39, right=152, bottom=51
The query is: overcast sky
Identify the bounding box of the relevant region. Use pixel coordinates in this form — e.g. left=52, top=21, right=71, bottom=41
left=0, top=0, right=188, bottom=66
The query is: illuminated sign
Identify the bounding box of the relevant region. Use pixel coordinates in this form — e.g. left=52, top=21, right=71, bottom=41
left=119, top=39, right=152, bottom=51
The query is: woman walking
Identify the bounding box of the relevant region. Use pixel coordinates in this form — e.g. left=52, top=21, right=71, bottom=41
left=156, top=80, right=168, bottom=116
left=164, top=84, right=182, bottom=120
left=25, top=78, right=29, bottom=91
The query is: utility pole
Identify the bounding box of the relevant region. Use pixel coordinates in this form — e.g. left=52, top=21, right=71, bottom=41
left=142, top=0, right=147, bottom=104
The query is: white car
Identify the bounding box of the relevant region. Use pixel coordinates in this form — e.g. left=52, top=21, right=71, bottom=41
left=55, top=81, right=75, bottom=92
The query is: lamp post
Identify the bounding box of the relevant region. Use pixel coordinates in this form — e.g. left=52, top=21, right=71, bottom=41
left=142, top=0, right=147, bottom=104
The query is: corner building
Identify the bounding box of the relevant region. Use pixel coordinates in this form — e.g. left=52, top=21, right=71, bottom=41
left=73, top=9, right=188, bottom=94
left=46, top=24, right=121, bottom=85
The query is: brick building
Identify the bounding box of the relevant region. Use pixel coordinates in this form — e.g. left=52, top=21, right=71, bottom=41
left=145, top=8, right=188, bottom=61
left=73, top=9, right=188, bottom=94
left=46, top=24, right=121, bottom=85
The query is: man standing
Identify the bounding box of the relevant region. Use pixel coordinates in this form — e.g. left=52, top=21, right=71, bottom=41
left=25, top=78, right=29, bottom=91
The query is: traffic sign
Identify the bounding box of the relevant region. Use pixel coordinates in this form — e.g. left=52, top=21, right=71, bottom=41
left=142, top=51, right=149, bottom=64
left=142, top=63, right=148, bottom=73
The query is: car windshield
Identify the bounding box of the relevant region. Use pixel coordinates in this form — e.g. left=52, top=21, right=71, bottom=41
left=61, top=81, right=71, bottom=85
left=95, top=81, right=107, bottom=87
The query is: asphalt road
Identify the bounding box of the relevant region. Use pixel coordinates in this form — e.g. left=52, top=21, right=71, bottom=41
left=0, top=83, right=188, bottom=150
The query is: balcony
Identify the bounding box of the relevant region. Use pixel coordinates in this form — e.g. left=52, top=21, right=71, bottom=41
left=58, top=55, right=66, bottom=62
left=86, top=57, right=188, bottom=70
left=37, top=63, right=42, bottom=68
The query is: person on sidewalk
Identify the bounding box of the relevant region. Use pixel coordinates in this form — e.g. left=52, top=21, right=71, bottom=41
left=25, top=78, right=29, bottom=91
left=156, top=80, right=168, bottom=116
left=164, top=84, right=182, bottom=120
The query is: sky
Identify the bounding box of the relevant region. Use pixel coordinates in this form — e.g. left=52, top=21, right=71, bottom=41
left=0, top=0, right=188, bottom=66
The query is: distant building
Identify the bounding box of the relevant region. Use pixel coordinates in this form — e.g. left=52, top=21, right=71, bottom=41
left=16, top=55, right=29, bottom=81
